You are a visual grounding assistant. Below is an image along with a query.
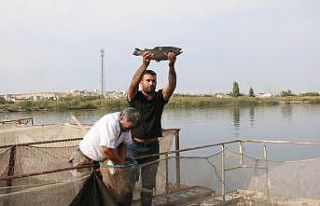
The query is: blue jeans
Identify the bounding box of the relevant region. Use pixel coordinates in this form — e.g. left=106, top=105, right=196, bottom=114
left=127, top=141, right=159, bottom=164
left=127, top=141, right=160, bottom=206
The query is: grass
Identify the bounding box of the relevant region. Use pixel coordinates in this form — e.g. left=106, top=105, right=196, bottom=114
left=1, top=95, right=320, bottom=112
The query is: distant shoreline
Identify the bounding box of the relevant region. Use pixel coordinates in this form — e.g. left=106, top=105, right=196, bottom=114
left=1, top=95, right=320, bottom=113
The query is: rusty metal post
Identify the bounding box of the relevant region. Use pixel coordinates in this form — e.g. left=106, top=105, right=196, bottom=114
left=175, top=129, right=181, bottom=188
left=3, top=146, right=17, bottom=206
left=7, top=146, right=17, bottom=186
left=221, top=144, right=225, bottom=203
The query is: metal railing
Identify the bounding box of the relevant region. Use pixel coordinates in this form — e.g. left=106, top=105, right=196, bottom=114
left=0, top=128, right=181, bottom=184
left=140, top=138, right=320, bottom=204
left=1, top=128, right=320, bottom=204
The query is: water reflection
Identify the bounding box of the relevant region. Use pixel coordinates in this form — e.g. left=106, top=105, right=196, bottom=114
left=280, top=104, right=293, bottom=122
left=232, top=106, right=240, bottom=137
left=249, top=106, right=255, bottom=126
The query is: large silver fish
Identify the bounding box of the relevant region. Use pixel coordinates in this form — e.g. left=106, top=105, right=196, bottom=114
left=133, top=46, right=183, bottom=62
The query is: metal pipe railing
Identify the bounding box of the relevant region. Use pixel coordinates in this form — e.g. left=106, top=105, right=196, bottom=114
left=241, top=138, right=320, bottom=145
left=2, top=138, right=320, bottom=180
left=1, top=136, right=320, bottom=203
left=224, top=165, right=266, bottom=172
left=0, top=164, right=95, bottom=181
left=0, top=139, right=238, bottom=183
left=0, top=128, right=182, bottom=182
left=135, top=139, right=240, bottom=160
left=0, top=138, right=82, bottom=149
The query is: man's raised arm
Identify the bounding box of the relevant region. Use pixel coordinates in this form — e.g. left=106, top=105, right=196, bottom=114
left=162, top=52, right=177, bottom=102
left=128, top=52, right=154, bottom=101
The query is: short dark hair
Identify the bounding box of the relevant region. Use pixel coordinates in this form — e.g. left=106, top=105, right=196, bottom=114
left=143, top=69, right=157, bottom=76
left=121, top=107, right=140, bottom=127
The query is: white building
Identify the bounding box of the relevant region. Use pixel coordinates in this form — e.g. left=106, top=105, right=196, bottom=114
left=255, top=92, right=273, bottom=98
left=5, top=92, right=69, bottom=102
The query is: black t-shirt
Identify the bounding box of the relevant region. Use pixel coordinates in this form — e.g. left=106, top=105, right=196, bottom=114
left=128, top=89, right=167, bottom=139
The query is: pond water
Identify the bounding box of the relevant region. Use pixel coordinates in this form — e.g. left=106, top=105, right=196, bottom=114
left=1, top=104, right=320, bottom=160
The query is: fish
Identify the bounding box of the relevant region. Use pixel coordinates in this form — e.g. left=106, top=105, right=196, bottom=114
left=133, top=46, right=183, bottom=62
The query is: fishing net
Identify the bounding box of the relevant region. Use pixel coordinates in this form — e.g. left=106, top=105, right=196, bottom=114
left=0, top=124, right=176, bottom=206
left=165, top=145, right=320, bottom=205
left=100, top=158, right=137, bottom=203
left=1, top=123, right=320, bottom=205
left=0, top=123, right=87, bottom=146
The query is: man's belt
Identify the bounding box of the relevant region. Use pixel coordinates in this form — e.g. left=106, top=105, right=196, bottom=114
left=133, top=137, right=158, bottom=146
left=78, top=148, right=92, bottom=161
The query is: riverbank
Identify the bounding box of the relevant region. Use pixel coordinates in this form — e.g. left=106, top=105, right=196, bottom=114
left=0, top=95, right=320, bottom=113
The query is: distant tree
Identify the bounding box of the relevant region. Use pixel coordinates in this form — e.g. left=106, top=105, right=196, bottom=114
left=249, top=87, right=255, bottom=97
left=0, top=97, right=5, bottom=104
left=299, top=92, right=320, bottom=97
left=231, top=81, right=240, bottom=97
left=280, top=89, right=296, bottom=97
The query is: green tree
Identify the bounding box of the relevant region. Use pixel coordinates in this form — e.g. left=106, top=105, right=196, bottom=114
left=280, top=89, right=296, bottom=97
left=231, top=81, right=240, bottom=97
left=249, top=87, right=255, bottom=97
left=0, top=97, right=5, bottom=104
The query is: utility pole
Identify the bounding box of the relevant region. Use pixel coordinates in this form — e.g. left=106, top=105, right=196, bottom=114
left=100, top=49, right=105, bottom=95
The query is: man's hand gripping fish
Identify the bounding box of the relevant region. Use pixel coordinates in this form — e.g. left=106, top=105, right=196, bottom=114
left=133, top=46, right=183, bottom=62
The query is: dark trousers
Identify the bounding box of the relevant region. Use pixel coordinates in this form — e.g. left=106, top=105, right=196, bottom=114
left=127, top=141, right=159, bottom=206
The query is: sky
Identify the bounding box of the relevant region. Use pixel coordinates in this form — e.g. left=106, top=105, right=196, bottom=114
left=0, top=0, right=319, bottom=95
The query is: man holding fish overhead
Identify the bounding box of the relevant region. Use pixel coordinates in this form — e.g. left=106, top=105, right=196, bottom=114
left=127, top=46, right=181, bottom=206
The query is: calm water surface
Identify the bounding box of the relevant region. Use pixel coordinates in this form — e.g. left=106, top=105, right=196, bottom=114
left=1, top=104, right=320, bottom=160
